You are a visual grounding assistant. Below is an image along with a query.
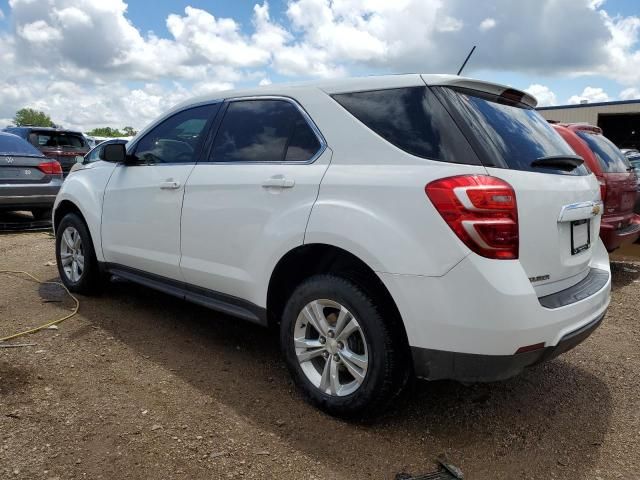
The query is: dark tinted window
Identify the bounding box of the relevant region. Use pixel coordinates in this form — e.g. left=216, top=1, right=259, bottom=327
left=332, top=87, right=478, bottom=164
left=30, top=131, right=87, bottom=149
left=134, top=104, right=219, bottom=164
left=437, top=87, right=588, bottom=175
left=285, top=116, right=321, bottom=161
left=0, top=134, right=43, bottom=156
left=210, top=99, right=321, bottom=163
left=576, top=131, right=631, bottom=173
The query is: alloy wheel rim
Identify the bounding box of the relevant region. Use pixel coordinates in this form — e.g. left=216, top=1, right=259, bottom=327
left=60, top=226, right=84, bottom=283
left=294, top=299, right=368, bottom=397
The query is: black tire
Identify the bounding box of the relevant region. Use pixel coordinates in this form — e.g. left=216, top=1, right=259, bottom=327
left=55, top=212, right=102, bottom=294
left=280, top=274, right=408, bottom=419
left=31, top=208, right=52, bottom=221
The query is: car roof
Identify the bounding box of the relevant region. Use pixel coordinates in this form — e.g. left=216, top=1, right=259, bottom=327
left=169, top=73, right=536, bottom=113
left=6, top=126, right=84, bottom=135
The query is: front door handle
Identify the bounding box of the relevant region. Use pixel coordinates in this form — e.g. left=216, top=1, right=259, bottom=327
left=160, top=180, right=181, bottom=190
left=262, top=175, right=295, bottom=189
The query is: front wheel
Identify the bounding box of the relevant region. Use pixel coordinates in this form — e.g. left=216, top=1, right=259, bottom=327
left=280, top=274, right=408, bottom=418
left=55, top=213, right=102, bottom=294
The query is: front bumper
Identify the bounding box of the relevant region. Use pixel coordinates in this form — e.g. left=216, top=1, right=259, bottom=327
left=411, top=312, right=604, bottom=382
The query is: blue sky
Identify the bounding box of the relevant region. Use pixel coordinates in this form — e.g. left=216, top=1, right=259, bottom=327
left=0, top=0, right=639, bottom=129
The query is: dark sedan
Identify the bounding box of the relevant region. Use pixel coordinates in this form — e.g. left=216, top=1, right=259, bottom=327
left=0, top=132, right=63, bottom=220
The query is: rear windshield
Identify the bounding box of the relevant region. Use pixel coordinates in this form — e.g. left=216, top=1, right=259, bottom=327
left=437, top=87, right=588, bottom=175
left=0, top=134, right=43, bottom=156
left=576, top=131, right=631, bottom=173
left=31, top=131, right=87, bottom=149
left=331, top=87, right=480, bottom=165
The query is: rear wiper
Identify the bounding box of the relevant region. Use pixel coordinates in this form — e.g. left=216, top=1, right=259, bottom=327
left=531, top=155, right=584, bottom=172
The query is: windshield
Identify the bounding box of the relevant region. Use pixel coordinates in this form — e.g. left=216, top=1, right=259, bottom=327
left=0, top=134, right=44, bottom=156
left=575, top=131, right=631, bottom=173
left=437, top=87, right=588, bottom=175
left=32, top=131, right=88, bottom=149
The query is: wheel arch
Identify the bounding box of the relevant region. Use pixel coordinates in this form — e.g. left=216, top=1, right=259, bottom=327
left=266, top=243, right=410, bottom=355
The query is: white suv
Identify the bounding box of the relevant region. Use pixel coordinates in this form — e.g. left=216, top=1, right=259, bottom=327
left=53, top=74, right=611, bottom=417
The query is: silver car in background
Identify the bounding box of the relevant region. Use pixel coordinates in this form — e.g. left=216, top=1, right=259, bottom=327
left=0, top=132, right=63, bottom=220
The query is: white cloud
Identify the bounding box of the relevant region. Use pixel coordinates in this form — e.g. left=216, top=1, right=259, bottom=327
left=568, top=86, right=611, bottom=104
left=479, top=17, right=496, bottom=31
left=18, top=20, right=62, bottom=43
left=0, top=8, right=5, bottom=20
left=258, top=77, right=272, bottom=86
left=525, top=84, right=557, bottom=107
left=1, top=0, right=640, bottom=131
left=620, top=87, right=640, bottom=100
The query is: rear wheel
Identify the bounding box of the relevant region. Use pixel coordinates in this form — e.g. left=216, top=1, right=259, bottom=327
left=280, top=274, right=408, bottom=418
left=55, top=213, right=102, bottom=294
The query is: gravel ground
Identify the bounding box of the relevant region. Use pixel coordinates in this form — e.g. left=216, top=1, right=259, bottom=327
left=1, top=231, right=639, bottom=480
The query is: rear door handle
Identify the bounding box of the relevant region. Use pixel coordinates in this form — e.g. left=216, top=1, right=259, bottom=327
left=160, top=180, right=181, bottom=190
left=262, top=175, right=295, bottom=189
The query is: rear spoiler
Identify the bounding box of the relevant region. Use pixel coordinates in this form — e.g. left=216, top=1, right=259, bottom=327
left=423, top=75, right=538, bottom=108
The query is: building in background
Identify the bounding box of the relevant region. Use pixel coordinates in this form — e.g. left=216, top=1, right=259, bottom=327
left=538, top=100, right=640, bottom=149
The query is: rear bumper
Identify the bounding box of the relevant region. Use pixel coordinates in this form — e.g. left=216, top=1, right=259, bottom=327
left=411, top=312, right=604, bottom=382
left=600, top=218, right=640, bottom=251
left=378, top=239, right=611, bottom=381
left=0, top=184, right=60, bottom=209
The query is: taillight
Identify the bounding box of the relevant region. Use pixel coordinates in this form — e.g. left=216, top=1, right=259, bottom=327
left=426, top=175, right=519, bottom=260
left=37, top=161, right=63, bottom=175
left=597, top=177, right=606, bottom=203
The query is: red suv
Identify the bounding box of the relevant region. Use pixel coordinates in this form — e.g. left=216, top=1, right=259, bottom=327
left=552, top=123, right=640, bottom=251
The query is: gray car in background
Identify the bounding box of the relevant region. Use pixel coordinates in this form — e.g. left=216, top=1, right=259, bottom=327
left=0, top=132, right=63, bottom=220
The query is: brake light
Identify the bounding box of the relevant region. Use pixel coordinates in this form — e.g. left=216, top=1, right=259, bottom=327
left=37, top=161, right=62, bottom=175
left=426, top=175, right=519, bottom=260
left=597, top=177, right=606, bottom=203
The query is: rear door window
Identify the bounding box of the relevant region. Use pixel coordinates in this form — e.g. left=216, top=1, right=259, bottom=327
left=209, top=99, right=321, bottom=163
left=576, top=131, right=631, bottom=173
left=332, top=87, right=479, bottom=164
left=436, top=87, right=589, bottom=175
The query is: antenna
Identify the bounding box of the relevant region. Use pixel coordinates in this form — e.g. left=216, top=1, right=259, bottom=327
left=456, top=45, right=476, bottom=76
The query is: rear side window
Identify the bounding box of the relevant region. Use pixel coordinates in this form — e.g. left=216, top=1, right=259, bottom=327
left=437, top=87, right=588, bottom=175
left=332, top=87, right=478, bottom=164
left=210, top=99, right=321, bottom=163
left=576, top=131, right=631, bottom=173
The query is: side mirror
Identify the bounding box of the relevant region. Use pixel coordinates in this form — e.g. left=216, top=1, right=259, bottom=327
left=103, top=143, right=126, bottom=163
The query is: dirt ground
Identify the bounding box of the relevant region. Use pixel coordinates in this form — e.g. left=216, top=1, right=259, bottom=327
left=0, top=231, right=639, bottom=480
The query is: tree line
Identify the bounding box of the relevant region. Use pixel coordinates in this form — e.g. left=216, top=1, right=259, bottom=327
left=12, top=108, right=137, bottom=137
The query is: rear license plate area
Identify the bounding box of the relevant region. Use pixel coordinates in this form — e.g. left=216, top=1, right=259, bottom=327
left=571, top=219, right=590, bottom=255
left=0, top=167, right=31, bottom=180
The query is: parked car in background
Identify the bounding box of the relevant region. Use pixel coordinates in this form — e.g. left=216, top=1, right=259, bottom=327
left=2, top=127, right=89, bottom=176
left=53, top=75, right=611, bottom=417
left=0, top=132, right=63, bottom=220
left=83, top=138, right=128, bottom=164
left=552, top=123, right=640, bottom=250
left=628, top=157, right=640, bottom=214
left=621, top=148, right=640, bottom=159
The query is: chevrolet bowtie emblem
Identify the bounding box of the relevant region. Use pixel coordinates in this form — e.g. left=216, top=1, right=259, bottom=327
left=592, top=204, right=601, bottom=216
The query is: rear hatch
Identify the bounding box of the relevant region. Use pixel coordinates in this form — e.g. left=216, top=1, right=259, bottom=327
left=431, top=81, right=601, bottom=296
left=0, top=134, right=55, bottom=184
left=0, top=154, right=54, bottom=184
left=29, top=130, right=88, bottom=174
left=574, top=129, right=637, bottom=223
